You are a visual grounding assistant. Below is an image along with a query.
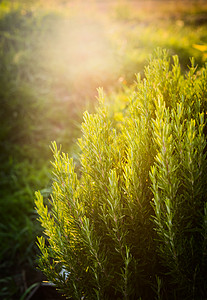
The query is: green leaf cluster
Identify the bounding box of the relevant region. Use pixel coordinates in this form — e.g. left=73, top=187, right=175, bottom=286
left=35, top=49, right=207, bottom=299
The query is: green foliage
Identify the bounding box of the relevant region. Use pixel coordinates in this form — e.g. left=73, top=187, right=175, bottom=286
left=0, top=4, right=81, bottom=299
left=1, top=0, right=207, bottom=298
left=35, top=50, right=207, bottom=299
left=150, top=58, right=207, bottom=298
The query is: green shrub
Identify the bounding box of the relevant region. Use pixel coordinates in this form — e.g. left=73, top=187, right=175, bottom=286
left=35, top=50, right=207, bottom=299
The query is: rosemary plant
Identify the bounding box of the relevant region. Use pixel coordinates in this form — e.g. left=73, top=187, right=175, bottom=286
left=35, top=49, right=207, bottom=299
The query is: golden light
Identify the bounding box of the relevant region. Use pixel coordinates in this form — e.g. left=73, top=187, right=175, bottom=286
left=38, top=1, right=119, bottom=100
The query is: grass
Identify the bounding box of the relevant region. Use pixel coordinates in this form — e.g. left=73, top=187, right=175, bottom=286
left=0, top=0, right=207, bottom=299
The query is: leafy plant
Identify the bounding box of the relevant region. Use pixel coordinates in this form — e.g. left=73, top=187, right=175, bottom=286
left=150, top=57, right=207, bottom=298
left=35, top=50, right=207, bottom=299
left=2, top=0, right=207, bottom=298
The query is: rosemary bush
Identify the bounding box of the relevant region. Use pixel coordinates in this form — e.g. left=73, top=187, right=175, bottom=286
left=35, top=50, right=207, bottom=299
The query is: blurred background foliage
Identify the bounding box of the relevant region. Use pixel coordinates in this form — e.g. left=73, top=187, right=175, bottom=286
left=0, top=0, right=207, bottom=299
